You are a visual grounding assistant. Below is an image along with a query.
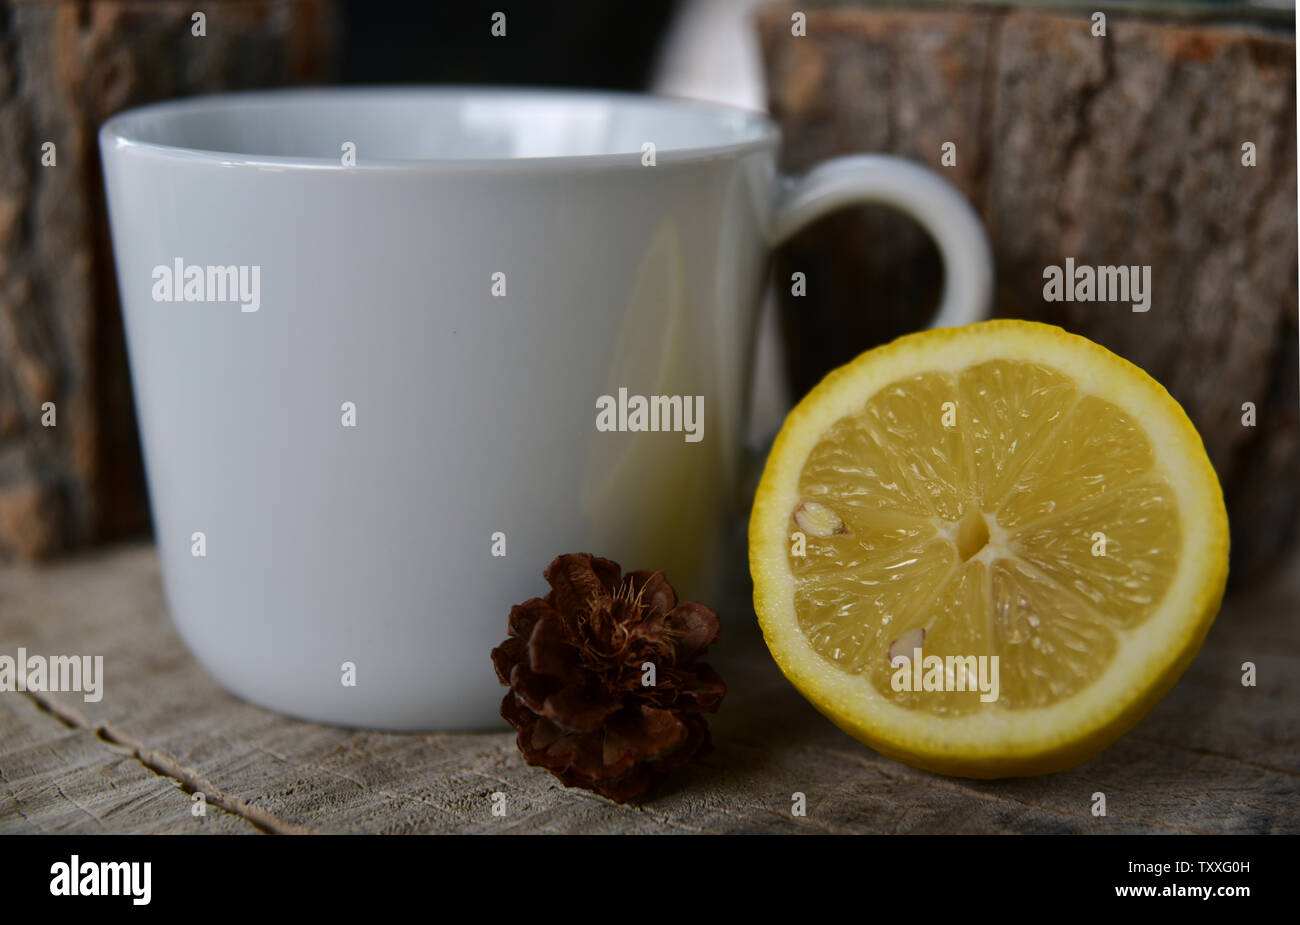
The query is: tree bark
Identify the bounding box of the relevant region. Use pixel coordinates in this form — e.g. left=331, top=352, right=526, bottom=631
left=758, top=3, right=1297, bottom=582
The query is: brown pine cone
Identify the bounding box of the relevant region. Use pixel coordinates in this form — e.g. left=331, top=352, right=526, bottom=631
left=490, top=553, right=725, bottom=803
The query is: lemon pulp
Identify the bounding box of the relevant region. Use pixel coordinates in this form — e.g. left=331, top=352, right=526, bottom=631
left=792, top=360, right=1180, bottom=716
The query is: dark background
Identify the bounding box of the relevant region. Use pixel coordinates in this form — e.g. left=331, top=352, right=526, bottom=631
left=338, top=0, right=680, bottom=88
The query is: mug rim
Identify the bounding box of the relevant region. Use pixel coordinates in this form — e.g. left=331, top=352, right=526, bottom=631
left=99, top=85, right=782, bottom=171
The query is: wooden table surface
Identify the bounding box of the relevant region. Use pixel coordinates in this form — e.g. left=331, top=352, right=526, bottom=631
left=1, top=542, right=1295, bottom=834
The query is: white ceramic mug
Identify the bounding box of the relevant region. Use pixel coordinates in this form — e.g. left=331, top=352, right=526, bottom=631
left=100, top=88, right=992, bottom=730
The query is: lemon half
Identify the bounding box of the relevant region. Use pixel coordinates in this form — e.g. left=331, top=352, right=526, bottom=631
left=750, top=320, right=1228, bottom=777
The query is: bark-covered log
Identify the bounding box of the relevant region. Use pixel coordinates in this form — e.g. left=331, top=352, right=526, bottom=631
left=0, top=0, right=337, bottom=559
left=758, top=3, right=1297, bottom=582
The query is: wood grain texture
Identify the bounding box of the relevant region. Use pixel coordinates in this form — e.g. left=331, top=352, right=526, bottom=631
left=0, top=0, right=337, bottom=561
left=757, top=4, right=1298, bottom=582
left=0, top=542, right=1295, bottom=834
left=0, top=689, right=262, bottom=833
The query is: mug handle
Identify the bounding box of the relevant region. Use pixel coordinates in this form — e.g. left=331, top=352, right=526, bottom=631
left=769, top=154, right=994, bottom=327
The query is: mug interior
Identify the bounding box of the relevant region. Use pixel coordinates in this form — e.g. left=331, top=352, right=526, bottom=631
left=102, top=87, right=777, bottom=164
